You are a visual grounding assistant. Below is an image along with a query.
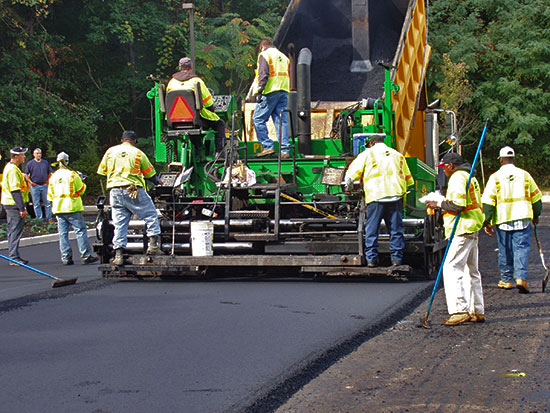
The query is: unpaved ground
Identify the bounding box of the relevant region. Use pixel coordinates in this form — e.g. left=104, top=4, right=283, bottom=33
left=276, top=211, right=550, bottom=412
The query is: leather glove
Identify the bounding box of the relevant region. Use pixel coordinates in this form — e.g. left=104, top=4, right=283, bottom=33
left=127, top=184, right=139, bottom=200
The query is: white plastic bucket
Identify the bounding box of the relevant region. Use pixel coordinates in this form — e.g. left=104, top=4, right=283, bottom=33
left=190, top=221, right=214, bottom=256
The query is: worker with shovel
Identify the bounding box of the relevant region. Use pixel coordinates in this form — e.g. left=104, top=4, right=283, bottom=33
left=481, top=146, right=542, bottom=294
left=426, top=152, right=485, bottom=326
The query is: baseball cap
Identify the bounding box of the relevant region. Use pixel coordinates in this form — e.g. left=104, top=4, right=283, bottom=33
left=438, top=152, right=464, bottom=168
left=498, top=146, right=515, bottom=158
left=10, top=146, right=28, bottom=155
left=179, top=57, right=192, bottom=69
left=57, top=151, right=69, bottom=162
left=122, top=130, right=137, bottom=141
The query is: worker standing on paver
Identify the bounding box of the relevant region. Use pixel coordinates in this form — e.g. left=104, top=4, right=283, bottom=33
left=253, top=38, right=291, bottom=158
left=344, top=134, right=414, bottom=267
left=1, top=147, right=30, bottom=265
left=426, top=152, right=485, bottom=326
left=97, top=130, right=162, bottom=265
left=481, top=146, right=542, bottom=294
left=48, top=152, right=98, bottom=265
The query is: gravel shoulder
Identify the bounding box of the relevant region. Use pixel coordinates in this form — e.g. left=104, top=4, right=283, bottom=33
left=276, top=211, right=550, bottom=412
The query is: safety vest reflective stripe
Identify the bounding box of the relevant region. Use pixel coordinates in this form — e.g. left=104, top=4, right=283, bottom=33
left=443, top=183, right=482, bottom=217
left=258, top=48, right=290, bottom=94
left=142, top=164, right=154, bottom=175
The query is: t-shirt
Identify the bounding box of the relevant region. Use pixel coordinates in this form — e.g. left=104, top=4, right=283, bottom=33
left=25, top=159, right=53, bottom=185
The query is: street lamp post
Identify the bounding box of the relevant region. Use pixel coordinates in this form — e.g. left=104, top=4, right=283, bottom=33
left=182, top=3, right=195, bottom=69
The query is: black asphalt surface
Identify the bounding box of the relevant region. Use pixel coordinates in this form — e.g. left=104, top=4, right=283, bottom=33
left=0, top=239, right=431, bottom=413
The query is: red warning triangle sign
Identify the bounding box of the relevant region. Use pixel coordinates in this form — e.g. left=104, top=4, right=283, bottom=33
left=169, top=96, right=195, bottom=122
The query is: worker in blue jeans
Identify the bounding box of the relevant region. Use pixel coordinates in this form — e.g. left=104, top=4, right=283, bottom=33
left=252, top=38, right=291, bottom=158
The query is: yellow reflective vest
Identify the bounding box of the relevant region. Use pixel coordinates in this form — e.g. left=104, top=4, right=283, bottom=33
left=47, top=167, right=85, bottom=214
left=256, top=47, right=290, bottom=94
left=345, top=143, right=414, bottom=204
left=443, top=170, right=484, bottom=238
left=97, top=142, right=156, bottom=189
left=481, top=164, right=542, bottom=225
left=166, top=76, right=220, bottom=122
left=1, top=162, right=29, bottom=206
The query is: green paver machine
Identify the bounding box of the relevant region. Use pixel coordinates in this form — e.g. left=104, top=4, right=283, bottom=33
left=95, top=0, right=446, bottom=279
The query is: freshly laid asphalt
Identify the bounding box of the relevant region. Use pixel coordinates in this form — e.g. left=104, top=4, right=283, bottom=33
left=0, top=231, right=432, bottom=413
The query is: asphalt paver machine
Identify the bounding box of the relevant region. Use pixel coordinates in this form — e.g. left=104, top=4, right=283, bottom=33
left=95, top=0, right=446, bottom=280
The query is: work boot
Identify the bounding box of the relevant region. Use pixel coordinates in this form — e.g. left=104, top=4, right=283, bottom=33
left=112, top=249, right=124, bottom=266
left=516, top=279, right=529, bottom=294
left=469, top=313, right=486, bottom=323
left=366, top=257, right=379, bottom=268
left=442, top=312, right=470, bottom=326
left=497, top=280, right=514, bottom=289
left=256, top=148, right=275, bottom=157
left=146, top=236, right=162, bottom=255
left=82, top=255, right=99, bottom=265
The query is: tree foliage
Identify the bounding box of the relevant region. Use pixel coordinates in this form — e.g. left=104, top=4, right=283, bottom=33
left=429, top=0, right=550, bottom=183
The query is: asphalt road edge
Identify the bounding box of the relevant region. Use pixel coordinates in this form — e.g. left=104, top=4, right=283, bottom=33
left=235, top=280, right=437, bottom=413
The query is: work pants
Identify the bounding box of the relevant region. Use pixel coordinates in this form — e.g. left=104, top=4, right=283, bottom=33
left=364, top=198, right=404, bottom=263
left=110, top=187, right=161, bottom=250
left=199, top=117, right=226, bottom=153
left=495, top=225, right=531, bottom=282
left=252, top=91, right=290, bottom=153
left=443, top=232, right=484, bottom=315
left=56, top=211, right=93, bottom=263
left=5, top=207, right=25, bottom=260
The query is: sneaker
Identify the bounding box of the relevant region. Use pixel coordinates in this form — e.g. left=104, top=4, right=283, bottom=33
left=391, top=258, right=402, bottom=266
left=497, top=280, right=514, bottom=289
left=63, top=259, right=74, bottom=266
left=82, top=255, right=99, bottom=264
left=469, top=313, right=486, bottom=323
left=442, top=313, right=470, bottom=326
left=256, top=148, right=275, bottom=157
left=516, top=279, right=529, bottom=294
left=9, top=258, right=29, bottom=266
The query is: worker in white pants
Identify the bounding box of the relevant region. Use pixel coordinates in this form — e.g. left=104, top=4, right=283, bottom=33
left=443, top=232, right=484, bottom=318
left=426, top=152, right=486, bottom=326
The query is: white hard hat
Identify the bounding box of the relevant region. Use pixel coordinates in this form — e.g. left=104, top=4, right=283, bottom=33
left=498, top=146, right=515, bottom=158
left=57, top=151, right=69, bottom=162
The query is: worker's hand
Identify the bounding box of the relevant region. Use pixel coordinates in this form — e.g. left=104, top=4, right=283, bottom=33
left=20, top=210, right=27, bottom=219
left=533, top=217, right=539, bottom=225
left=425, top=200, right=439, bottom=209
left=256, top=94, right=263, bottom=103
left=484, top=224, right=494, bottom=237
left=343, top=177, right=354, bottom=193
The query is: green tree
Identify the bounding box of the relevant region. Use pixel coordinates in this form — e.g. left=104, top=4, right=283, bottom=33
left=429, top=0, right=550, bottom=183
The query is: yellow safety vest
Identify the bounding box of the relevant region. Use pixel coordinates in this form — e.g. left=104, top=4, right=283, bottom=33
left=345, top=143, right=414, bottom=204
left=443, top=170, right=484, bottom=238
left=97, top=142, right=156, bottom=189
left=166, top=76, right=220, bottom=122
left=256, top=48, right=290, bottom=94
left=47, top=167, right=85, bottom=214
left=1, top=162, right=29, bottom=206
left=481, top=164, right=542, bottom=225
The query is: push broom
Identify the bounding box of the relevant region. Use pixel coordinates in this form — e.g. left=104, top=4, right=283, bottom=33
left=0, top=254, right=78, bottom=288
left=421, top=119, right=489, bottom=328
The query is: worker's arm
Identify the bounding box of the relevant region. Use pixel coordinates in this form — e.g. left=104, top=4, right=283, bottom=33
left=256, top=55, right=269, bottom=93
left=533, top=199, right=543, bottom=224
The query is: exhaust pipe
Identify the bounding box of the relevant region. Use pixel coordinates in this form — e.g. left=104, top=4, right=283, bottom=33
left=296, top=48, right=312, bottom=155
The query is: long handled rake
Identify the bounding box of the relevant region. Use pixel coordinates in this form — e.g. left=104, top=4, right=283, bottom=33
left=533, top=223, right=550, bottom=292
left=0, top=254, right=77, bottom=288
left=421, top=120, right=489, bottom=328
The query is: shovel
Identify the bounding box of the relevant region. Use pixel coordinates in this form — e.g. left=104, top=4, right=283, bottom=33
left=0, top=254, right=78, bottom=288
left=533, top=224, right=549, bottom=292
